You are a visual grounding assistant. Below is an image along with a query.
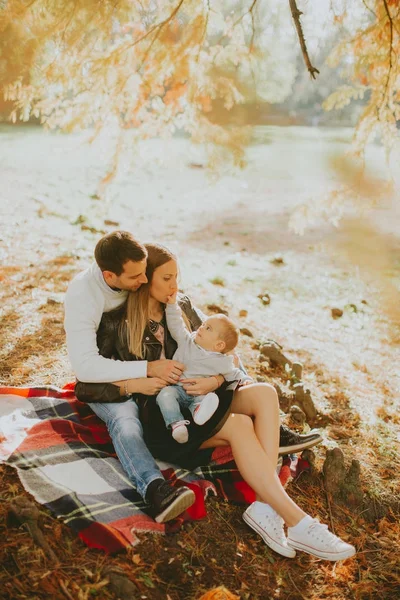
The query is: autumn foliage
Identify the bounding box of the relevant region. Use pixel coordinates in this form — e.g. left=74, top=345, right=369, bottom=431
left=323, top=0, right=400, bottom=159
left=0, top=0, right=399, bottom=166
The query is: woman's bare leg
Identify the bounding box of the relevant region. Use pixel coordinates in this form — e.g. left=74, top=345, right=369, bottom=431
left=231, top=383, right=280, bottom=465
left=200, top=413, right=306, bottom=527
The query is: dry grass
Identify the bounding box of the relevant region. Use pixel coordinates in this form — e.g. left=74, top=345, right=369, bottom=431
left=1, top=126, right=400, bottom=599
left=0, top=256, right=77, bottom=387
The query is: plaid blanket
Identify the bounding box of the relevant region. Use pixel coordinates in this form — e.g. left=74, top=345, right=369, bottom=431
left=0, top=384, right=307, bottom=553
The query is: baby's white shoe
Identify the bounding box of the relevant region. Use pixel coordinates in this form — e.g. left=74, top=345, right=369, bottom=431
left=193, top=393, right=219, bottom=425
left=171, top=420, right=190, bottom=443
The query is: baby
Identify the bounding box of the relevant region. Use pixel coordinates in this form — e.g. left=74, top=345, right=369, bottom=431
left=156, top=293, right=252, bottom=443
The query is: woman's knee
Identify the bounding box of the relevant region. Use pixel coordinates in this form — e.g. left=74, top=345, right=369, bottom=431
left=252, top=381, right=277, bottom=394
left=250, top=382, right=279, bottom=405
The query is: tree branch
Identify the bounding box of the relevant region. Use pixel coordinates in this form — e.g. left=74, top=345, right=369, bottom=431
left=113, top=0, right=186, bottom=58
left=361, top=0, right=377, bottom=19
left=382, top=0, right=394, bottom=102
left=289, top=0, right=319, bottom=79
left=214, top=0, right=258, bottom=47
left=249, top=0, right=257, bottom=52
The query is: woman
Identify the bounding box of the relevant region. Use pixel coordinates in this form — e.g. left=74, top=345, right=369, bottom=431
left=76, top=244, right=355, bottom=561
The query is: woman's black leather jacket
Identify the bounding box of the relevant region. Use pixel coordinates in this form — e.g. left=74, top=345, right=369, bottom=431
left=75, top=295, right=204, bottom=404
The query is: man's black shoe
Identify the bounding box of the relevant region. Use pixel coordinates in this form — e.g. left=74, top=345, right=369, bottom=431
left=279, top=425, right=323, bottom=456
left=146, top=479, right=196, bottom=524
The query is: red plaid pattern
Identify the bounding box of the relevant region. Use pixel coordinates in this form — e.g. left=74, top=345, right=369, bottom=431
left=0, top=384, right=306, bottom=553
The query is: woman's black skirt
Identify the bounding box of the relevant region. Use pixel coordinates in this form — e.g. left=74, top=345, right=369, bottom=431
left=138, top=382, right=235, bottom=469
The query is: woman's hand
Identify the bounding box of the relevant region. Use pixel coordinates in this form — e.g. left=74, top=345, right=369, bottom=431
left=181, top=376, right=220, bottom=396
left=128, top=377, right=167, bottom=396
left=239, top=379, right=254, bottom=387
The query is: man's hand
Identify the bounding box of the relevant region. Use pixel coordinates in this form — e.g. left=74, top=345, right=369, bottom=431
left=166, top=291, right=177, bottom=304
left=181, top=377, right=219, bottom=396
left=132, top=377, right=167, bottom=395
left=147, top=359, right=185, bottom=384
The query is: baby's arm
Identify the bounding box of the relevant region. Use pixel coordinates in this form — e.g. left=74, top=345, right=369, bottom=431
left=222, top=364, right=253, bottom=385
left=165, top=294, right=193, bottom=344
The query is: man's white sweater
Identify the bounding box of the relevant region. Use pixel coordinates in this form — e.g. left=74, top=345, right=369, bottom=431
left=64, top=262, right=147, bottom=383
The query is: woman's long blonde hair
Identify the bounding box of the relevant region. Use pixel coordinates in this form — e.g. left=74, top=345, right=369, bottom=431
left=123, top=243, right=187, bottom=358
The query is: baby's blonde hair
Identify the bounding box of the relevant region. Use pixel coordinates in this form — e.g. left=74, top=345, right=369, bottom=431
left=213, top=314, right=239, bottom=353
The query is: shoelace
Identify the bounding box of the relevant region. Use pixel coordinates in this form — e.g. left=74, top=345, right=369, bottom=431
left=281, top=425, right=299, bottom=443
left=257, top=510, right=285, bottom=537
left=273, top=514, right=286, bottom=537
left=272, top=519, right=285, bottom=537
left=172, top=420, right=190, bottom=429
left=307, top=520, right=343, bottom=548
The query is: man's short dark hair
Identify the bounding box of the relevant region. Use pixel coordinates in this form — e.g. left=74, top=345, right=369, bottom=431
left=94, top=231, right=147, bottom=275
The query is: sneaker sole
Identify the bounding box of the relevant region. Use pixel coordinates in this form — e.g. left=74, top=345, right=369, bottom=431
left=243, top=511, right=296, bottom=558
left=278, top=433, right=323, bottom=456
left=155, top=488, right=196, bottom=524
left=193, top=394, right=219, bottom=425
left=288, top=539, right=356, bottom=561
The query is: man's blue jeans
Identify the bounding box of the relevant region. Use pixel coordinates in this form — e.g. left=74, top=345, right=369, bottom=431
left=90, top=399, right=162, bottom=499
left=156, top=385, right=202, bottom=427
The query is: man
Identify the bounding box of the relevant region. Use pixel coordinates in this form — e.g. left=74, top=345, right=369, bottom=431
left=64, top=230, right=195, bottom=523
left=64, top=231, right=321, bottom=522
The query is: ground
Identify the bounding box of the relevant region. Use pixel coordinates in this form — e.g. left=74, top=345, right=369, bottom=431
left=0, top=124, right=399, bottom=599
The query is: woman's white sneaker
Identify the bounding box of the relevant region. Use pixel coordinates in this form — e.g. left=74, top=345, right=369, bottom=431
left=288, top=516, right=356, bottom=561
left=193, top=393, right=219, bottom=425
left=243, top=502, right=296, bottom=558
